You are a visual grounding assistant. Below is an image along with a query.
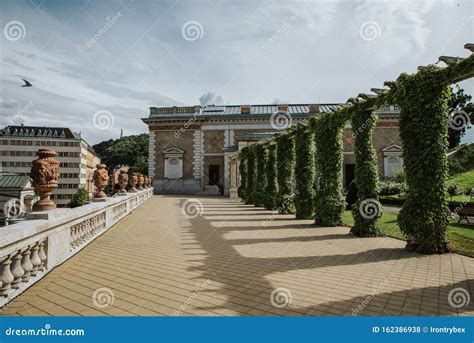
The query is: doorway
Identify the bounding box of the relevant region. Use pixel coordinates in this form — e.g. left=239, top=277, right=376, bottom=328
left=209, top=165, right=220, bottom=185
left=344, top=164, right=355, bottom=188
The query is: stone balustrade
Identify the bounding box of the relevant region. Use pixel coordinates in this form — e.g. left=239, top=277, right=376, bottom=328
left=0, top=188, right=153, bottom=308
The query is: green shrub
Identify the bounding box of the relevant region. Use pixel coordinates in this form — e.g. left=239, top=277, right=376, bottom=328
left=238, top=147, right=248, bottom=200
left=393, top=168, right=406, bottom=183
left=70, top=188, right=89, bottom=208
left=447, top=182, right=461, bottom=200
left=379, top=181, right=407, bottom=195
left=294, top=126, right=316, bottom=219
left=245, top=145, right=257, bottom=204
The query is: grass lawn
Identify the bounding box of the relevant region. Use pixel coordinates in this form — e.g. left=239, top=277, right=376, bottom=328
left=342, top=210, right=474, bottom=257
left=447, top=169, right=474, bottom=189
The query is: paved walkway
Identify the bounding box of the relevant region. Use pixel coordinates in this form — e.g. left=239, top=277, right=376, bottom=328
left=2, top=195, right=473, bottom=316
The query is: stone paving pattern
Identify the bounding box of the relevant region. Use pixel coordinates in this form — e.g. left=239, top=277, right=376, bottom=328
left=1, top=195, right=473, bottom=316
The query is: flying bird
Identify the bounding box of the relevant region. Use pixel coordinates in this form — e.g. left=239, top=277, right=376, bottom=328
left=21, top=79, right=32, bottom=87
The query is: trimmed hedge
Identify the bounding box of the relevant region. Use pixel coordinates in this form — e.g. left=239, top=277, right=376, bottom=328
left=311, top=114, right=346, bottom=226
left=276, top=134, right=296, bottom=214
left=350, top=105, right=382, bottom=237
left=254, top=144, right=268, bottom=207
left=264, top=143, right=279, bottom=210
left=294, top=126, right=316, bottom=219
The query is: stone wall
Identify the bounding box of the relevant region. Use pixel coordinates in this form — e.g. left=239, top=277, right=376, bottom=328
left=203, top=130, right=225, bottom=153
left=154, top=130, right=195, bottom=178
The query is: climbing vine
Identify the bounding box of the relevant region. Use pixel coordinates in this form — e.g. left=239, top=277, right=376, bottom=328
left=254, top=144, right=268, bottom=207
left=294, top=125, right=316, bottom=219
left=238, top=147, right=248, bottom=201
left=245, top=145, right=257, bottom=204
left=276, top=134, right=296, bottom=214
left=264, top=143, right=279, bottom=210
left=310, top=112, right=347, bottom=226
left=349, top=101, right=382, bottom=237
left=395, top=66, right=453, bottom=253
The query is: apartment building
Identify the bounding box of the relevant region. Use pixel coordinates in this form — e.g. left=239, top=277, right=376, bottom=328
left=0, top=125, right=101, bottom=207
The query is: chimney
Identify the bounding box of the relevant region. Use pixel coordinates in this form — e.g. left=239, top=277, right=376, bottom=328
left=277, top=104, right=288, bottom=112
left=241, top=105, right=251, bottom=114
left=309, top=104, right=320, bottom=113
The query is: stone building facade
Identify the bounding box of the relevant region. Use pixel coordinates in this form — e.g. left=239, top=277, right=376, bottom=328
left=142, top=104, right=402, bottom=196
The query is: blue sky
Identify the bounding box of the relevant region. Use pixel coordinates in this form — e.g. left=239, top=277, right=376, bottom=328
left=1, top=0, right=473, bottom=144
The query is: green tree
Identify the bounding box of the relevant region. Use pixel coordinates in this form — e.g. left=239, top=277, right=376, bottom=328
left=448, top=85, right=473, bottom=149
left=276, top=134, right=296, bottom=214
left=93, top=134, right=149, bottom=174
left=70, top=188, right=89, bottom=208
left=254, top=144, right=268, bottom=207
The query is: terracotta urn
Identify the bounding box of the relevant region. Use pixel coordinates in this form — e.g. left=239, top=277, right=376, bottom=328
left=137, top=174, right=144, bottom=190
left=31, top=149, right=60, bottom=211
left=144, top=176, right=149, bottom=188
left=93, top=164, right=109, bottom=198
left=130, top=173, right=138, bottom=192
left=117, top=170, right=128, bottom=195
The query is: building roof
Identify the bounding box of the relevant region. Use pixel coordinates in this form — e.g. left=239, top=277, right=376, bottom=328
left=145, top=103, right=400, bottom=120
left=0, top=125, right=80, bottom=139
left=0, top=174, right=32, bottom=189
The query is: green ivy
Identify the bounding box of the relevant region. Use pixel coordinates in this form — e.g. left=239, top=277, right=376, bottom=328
left=311, top=113, right=347, bottom=226
left=245, top=145, right=257, bottom=204
left=294, top=126, right=316, bottom=219
left=264, top=143, right=279, bottom=210
left=238, top=147, right=248, bottom=200
left=254, top=144, right=268, bottom=207
left=276, top=134, right=296, bottom=214
left=395, top=66, right=452, bottom=253
left=349, top=103, right=382, bottom=237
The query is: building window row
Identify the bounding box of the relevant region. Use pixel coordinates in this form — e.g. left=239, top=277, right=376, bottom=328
left=57, top=183, right=78, bottom=189
left=1, top=161, right=31, bottom=167
left=0, top=139, right=79, bottom=147
left=60, top=173, right=79, bottom=179
left=60, top=162, right=80, bottom=168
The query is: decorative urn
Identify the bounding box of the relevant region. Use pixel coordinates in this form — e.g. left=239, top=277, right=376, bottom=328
left=117, top=170, right=128, bottom=194
left=31, top=149, right=60, bottom=211
left=130, top=173, right=138, bottom=192
left=137, top=174, right=144, bottom=190
left=93, top=164, right=109, bottom=198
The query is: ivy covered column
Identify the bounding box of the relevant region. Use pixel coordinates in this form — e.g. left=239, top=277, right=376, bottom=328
left=264, top=143, right=278, bottom=210
left=245, top=145, right=257, bottom=204
left=350, top=105, right=382, bottom=237
left=311, top=114, right=346, bottom=226
left=294, top=126, right=316, bottom=219
left=254, top=144, right=268, bottom=207
left=276, top=134, right=296, bottom=214
left=238, top=147, right=248, bottom=201
left=396, top=67, right=451, bottom=253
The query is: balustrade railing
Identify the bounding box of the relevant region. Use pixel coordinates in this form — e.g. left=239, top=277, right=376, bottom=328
left=0, top=149, right=155, bottom=308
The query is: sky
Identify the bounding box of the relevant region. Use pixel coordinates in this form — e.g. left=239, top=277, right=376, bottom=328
left=0, top=0, right=473, bottom=145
